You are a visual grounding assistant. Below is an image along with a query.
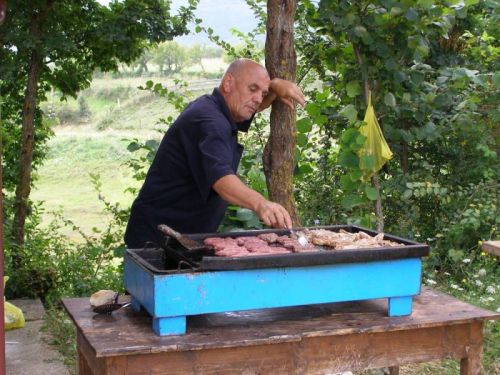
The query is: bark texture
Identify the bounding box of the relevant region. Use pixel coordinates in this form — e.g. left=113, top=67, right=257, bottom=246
left=11, top=1, right=54, bottom=258
left=264, top=0, right=300, bottom=227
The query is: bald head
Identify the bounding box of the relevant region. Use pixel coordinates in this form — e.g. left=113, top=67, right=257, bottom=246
left=219, top=58, right=270, bottom=122
left=224, top=58, right=269, bottom=80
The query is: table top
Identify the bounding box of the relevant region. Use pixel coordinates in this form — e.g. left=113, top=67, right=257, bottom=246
left=63, top=287, right=500, bottom=358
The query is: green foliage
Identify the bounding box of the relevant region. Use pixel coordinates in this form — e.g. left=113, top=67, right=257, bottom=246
left=0, top=0, right=198, bottom=197
left=3, top=174, right=126, bottom=300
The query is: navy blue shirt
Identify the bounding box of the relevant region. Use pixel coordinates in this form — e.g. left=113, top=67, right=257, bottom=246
left=124, top=88, right=253, bottom=248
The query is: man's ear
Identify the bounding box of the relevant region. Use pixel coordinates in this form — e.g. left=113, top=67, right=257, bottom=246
left=221, top=73, right=233, bottom=93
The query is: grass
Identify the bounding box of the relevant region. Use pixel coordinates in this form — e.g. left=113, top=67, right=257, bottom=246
left=30, top=127, right=148, bottom=238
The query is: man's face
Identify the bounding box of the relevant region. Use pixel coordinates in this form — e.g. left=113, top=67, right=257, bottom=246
left=225, top=65, right=270, bottom=122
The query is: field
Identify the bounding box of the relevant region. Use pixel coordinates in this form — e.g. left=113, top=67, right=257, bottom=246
left=31, top=59, right=226, bottom=239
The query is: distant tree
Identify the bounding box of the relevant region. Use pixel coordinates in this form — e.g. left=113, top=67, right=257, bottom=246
left=131, top=48, right=155, bottom=75
left=188, top=43, right=223, bottom=71
left=151, top=41, right=188, bottom=74
left=0, top=0, right=198, bottom=261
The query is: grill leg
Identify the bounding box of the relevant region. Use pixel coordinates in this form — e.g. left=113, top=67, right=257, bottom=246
left=388, top=296, right=413, bottom=316
left=153, top=316, right=187, bottom=336
left=130, top=296, right=141, bottom=311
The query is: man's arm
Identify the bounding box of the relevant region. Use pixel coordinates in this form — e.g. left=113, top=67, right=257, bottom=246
left=213, top=174, right=293, bottom=230
left=258, top=78, right=306, bottom=112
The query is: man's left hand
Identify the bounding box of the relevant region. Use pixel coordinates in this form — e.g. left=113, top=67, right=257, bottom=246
left=269, top=78, right=306, bottom=110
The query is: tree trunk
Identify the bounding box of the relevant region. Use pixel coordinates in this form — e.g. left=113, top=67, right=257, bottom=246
left=400, top=124, right=409, bottom=174
left=353, top=44, right=384, bottom=231
left=11, top=2, right=54, bottom=263
left=263, top=0, right=300, bottom=227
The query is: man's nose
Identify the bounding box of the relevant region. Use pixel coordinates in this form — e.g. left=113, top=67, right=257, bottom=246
left=253, top=91, right=263, bottom=104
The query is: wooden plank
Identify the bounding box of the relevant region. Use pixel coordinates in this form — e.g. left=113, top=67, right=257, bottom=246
left=77, top=332, right=107, bottom=375
left=482, top=241, right=500, bottom=257
left=109, top=323, right=478, bottom=374
left=77, top=346, right=94, bottom=375
left=460, top=321, right=484, bottom=375
left=62, top=288, right=500, bottom=358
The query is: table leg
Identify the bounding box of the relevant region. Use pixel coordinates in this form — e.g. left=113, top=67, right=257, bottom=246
left=78, top=346, right=94, bottom=375
left=152, top=316, right=186, bottom=336
left=460, top=321, right=484, bottom=375
left=388, top=296, right=412, bottom=316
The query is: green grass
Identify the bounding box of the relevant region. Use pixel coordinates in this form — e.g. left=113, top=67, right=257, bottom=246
left=30, top=128, right=149, bottom=239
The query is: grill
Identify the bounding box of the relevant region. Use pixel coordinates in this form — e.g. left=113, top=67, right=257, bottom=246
left=124, top=225, right=429, bottom=336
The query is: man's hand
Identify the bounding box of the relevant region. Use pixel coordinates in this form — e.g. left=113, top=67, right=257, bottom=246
left=213, top=174, right=293, bottom=230
left=258, top=78, right=306, bottom=112
left=254, top=200, right=293, bottom=230
left=269, top=78, right=306, bottom=110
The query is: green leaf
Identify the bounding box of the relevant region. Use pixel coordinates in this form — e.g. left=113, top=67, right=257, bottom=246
left=350, top=169, right=364, bottom=182
left=403, top=189, right=413, bottom=199
left=297, top=133, right=308, bottom=147
left=341, top=194, right=366, bottom=209
left=299, top=163, right=314, bottom=174
left=346, top=81, right=362, bottom=98
left=145, top=139, right=159, bottom=150
left=236, top=208, right=253, bottom=221
left=405, top=8, right=420, bottom=22
left=356, top=134, right=367, bottom=145
left=297, top=118, right=312, bottom=133
left=424, top=92, right=436, bottom=103
left=420, top=0, right=435, bottom=8
left=493, top=72, right=500, bottom=88
left=315, top=89, right=330, bottom=101
left=384, top=93, right=396, bottom=107
left=365, top=186, right=378, bottom=200
left=195, top=26, right=202, bottom=33
left=341, top=128, right=358, bottom=143
left=339, top=151, right=360, bottom=168
left=361, top=154, right=376, bottom=170
left=306, top=103, right=321, bottom=116
left=340, top=105, right=358, bottom=123
left=465, top=0, right=479, bottom=4
left=393, top=71, right=407, bottom=84
left=411, top=71, right=425, bottom=85
left=127, top=142, right=141, bottom=152
left=341, top=174, right=360, bottom=192
left=314, top=115, right=328, bottom=125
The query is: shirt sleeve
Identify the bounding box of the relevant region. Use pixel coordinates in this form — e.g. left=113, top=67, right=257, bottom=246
left=188, top=123, right=235, bottom=202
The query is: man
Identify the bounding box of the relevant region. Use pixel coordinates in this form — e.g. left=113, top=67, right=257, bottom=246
left=125, top=58, right=305, bottom=248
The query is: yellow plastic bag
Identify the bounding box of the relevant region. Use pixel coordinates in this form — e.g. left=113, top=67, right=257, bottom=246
left=358, top=92, right=393, bottom=182
left=4, top=277, right=25, bottom=330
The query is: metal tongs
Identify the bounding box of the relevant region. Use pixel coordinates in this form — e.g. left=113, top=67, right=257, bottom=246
left=284, top=225, right=309, bottom=248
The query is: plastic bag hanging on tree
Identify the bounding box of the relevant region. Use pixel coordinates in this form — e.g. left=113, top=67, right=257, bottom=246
left=358, top=91, right=393, bottom=182
left=4, top=277, right=25, bottom=330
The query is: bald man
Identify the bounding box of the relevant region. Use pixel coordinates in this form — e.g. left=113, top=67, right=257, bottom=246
left=125, top=59, right=305, bottom=248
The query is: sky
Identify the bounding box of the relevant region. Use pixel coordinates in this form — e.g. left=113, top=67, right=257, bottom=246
left=99, top=0, right=263, bottom=46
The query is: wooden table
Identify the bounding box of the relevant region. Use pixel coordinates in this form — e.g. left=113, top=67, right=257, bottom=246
left=482, top=240, right=500, bottom=257
left=63, top=287, right=499, bottom=375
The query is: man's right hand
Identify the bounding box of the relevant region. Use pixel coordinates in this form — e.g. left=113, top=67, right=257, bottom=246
left=254, top=200, right=293, bottom=230
left=213, top=174, right=293, bottom=230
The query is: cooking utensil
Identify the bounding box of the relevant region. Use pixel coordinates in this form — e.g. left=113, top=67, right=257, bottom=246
left=93, top=302, right=131, bottom=315
left=158, top=224, right=205, bottom=251
left=284, top=225, right=309, bottom=248
left=92, top=292, right=131, bottom=315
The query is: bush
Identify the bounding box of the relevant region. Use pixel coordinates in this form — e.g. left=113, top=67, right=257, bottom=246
left=3, top=175, right=126, bottom=301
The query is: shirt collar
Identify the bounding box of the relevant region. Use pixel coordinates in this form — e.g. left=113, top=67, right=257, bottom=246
left=212, top=88, right=252, bottom=133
